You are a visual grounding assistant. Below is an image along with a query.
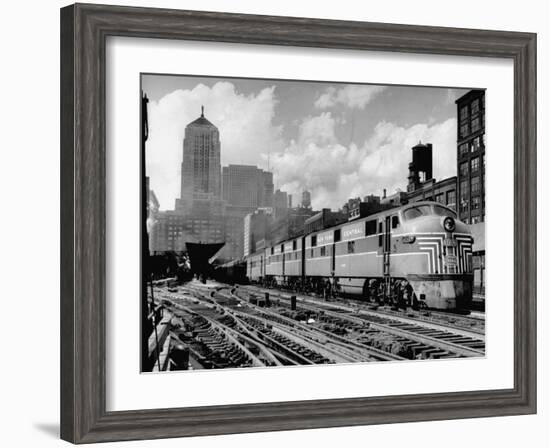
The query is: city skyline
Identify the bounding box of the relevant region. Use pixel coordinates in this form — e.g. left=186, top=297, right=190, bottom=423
left=143, top=74, right=469, bottom=211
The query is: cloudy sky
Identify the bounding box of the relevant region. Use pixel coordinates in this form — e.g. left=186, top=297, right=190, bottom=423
left=142, top=74, right=468, bottom=211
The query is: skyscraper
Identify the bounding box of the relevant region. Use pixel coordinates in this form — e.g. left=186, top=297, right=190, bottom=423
left=301, top=190, right=311, bottom=208
left=456, top=89, right=486, bottom=295
left=262, top=171, right=274, bottom=207
left=273, top=189, right=288, bottom=210
left=456, top=90, right=485, bottom=225
left=222, top=164, right=274, bottom=208
left=180, top=106, right=221, bottom=205
left=169, top=107, right=225, bottom=246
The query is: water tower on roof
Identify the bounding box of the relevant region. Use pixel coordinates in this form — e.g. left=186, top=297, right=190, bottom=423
left=407, top=141, right=433, bottom=193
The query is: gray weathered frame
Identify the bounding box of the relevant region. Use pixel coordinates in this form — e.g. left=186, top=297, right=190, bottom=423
left=60, top=3, right=537, bottom=444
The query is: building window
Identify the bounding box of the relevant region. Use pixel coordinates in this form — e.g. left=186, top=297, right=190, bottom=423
left=471, top=117, right=481, bottom=133
left=446, top=191, right=456, bottom=208
left=471, top=157, right=480, bottom=173
left=334, top=229, right=341, bottom=242
left=347, top=241, right=355, bottom=254
left=471, top=98, right=480, bottom=115
left=472, top=196, right=481, bottom=210
left=471, top=136, right=481, bottom=152
left=311, top=235, right=317, bottom=247
left=320, top=246, right=326, bottom=257
left=471, top=176, right=480, bottom=194
left=460, top=180, right=469, bottom=198
left=460, top=106, right=469, bottom=121
left=459, top=162, right=468, bottom=177
left=292, top=240, right=297, bottom=251
left=460, top=123, right=469, bottom=138
left=459, top=143, right=469, bottom=157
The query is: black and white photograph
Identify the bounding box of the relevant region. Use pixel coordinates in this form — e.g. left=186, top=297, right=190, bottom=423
left=141, top=74, right=486, bottom=372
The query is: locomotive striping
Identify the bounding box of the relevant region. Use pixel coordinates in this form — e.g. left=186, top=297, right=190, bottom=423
left=456, top=240, right=472, bottom=273
left=248, top=234, right=472, bottom=257
left=418, top=244, right=437, bottom=274
left=455, top=236, right=473, bottom=272
left=418, top=238, right=444, bottom=273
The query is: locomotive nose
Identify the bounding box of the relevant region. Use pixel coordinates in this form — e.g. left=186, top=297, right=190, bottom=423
left=442, top=216, right=456, bottom=232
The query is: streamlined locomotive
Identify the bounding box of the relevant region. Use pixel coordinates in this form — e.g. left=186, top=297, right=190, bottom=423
left=246, top=201, right=473, bottom=310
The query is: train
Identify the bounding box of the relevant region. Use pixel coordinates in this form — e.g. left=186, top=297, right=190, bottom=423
left=245, top=201, right=474, bottom=310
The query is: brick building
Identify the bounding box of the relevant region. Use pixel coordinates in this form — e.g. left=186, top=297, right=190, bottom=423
left=456, top=90, right=486, bottom=224
left=456, top=90, right=486, bottom=295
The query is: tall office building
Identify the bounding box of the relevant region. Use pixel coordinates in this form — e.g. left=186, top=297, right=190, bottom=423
left=273, top=189, right=288, bottom=210
left=217, top=165, right=274, bottom=261
left=456, top=89, right=486, bottom=295
left=456, top=90, right=486, bottom=224
left=243, top=209, right=272, bottom=257
left=170, top=107, right=225, bottom=246
left=222, top=164, right=274, bottom=208
left=179, top=106, right=221, bottom=208
left=262, top=171, right=274, bottom=207
left=301, top=190, right=312, bottom=208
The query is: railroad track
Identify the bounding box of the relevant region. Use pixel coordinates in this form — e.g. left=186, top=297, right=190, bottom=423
left=154, top=291, right=280, bottom=369
left=156, top=286, right=340, bottom=366
left=240, top=284, right=485, bottom=339
left=154, top=281, right=484, bottom=368
left=212, top=288, right=402, bottom=363
left=160, top=283, right=404, bottom=364
left=335, top=295, right=485, bottom=334
left=234, top=285, right=485, bottom=359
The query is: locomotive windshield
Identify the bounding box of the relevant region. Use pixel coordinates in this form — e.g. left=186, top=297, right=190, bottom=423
left=432, top=204, right=457, bottom=218
left=403, top=204, right=456, bottom=221
left=403, top=205, right=431, bottom=220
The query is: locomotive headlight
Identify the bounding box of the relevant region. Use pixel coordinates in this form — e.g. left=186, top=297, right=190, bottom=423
left=443, top=216, right=456, bottom=232
left=402, top=235, right=416, bottom=244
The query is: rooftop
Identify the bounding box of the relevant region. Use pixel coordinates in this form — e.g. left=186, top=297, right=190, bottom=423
left=187, top=105, right=217, bottom=128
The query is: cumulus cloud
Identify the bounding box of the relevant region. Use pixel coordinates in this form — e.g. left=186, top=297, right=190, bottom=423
left=146, top=80, right=457, bottom=213
left=271, top=113, right=456, bottom=210
left=314, top=85, right=387, bottom=109
left=146, top=82, right=283, bottom=209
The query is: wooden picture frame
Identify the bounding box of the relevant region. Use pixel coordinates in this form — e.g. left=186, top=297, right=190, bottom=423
left=60, top=3, right=536, bottom=443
